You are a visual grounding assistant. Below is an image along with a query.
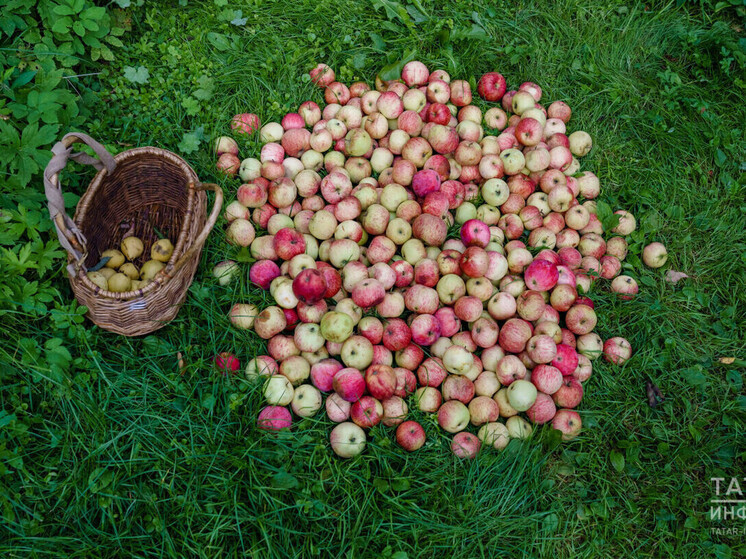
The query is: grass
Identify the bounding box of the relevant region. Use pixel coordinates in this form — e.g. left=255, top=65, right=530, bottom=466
left=1, top=0, right=745, bottom=557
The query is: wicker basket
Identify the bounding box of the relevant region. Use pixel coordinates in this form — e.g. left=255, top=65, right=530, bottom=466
left=43, top=132, right=223, bottom=336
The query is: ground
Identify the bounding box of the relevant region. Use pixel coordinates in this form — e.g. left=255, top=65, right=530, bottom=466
left=0, top=1, right=745, bottom=558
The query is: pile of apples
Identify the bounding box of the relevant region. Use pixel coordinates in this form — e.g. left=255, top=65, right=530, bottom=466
left=212, top=61, right=669, bottom=459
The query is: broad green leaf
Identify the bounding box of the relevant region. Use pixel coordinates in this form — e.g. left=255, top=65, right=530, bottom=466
left=181, top=96, right=200, bottom=116
left=178, top=131, right=202, bottom=154
left=51, top=17, right=72, bottom=34
left=207, top=32, right=231, bottom=51
left=12, top=70, right=37, bottom=89
left=681, top=366, right=707, bottom=386
left=271, top=472, right=299, bottom=490
left=610, top=450, right=625, bottom=472
left=53, top=5, right=77, bottom=16
left=123, top=66, right=149, bottom=84
left=193, top=75, right=214, bottom=101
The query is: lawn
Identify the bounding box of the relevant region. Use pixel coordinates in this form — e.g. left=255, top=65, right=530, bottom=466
left=1, top=0, right=745, bottom=557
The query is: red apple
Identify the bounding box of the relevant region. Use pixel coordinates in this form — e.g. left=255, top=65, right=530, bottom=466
left=396, top=420, right=426, bottom=451
left=365, top=364, right=397, bottom=400
left=350, top=396, right=383, bottom=428
left=477, top=72, right=507, bottom=102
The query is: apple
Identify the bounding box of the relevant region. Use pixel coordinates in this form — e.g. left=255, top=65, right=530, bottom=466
left=552, top=377, right=584, bottom=408
left=643, top=242, right=668, bottom=268
left=453, top=295, right=483, bottom=322
left=322, top=392, right=351, bottom=423
left=459, top=246, right=490, bottom=278
left=330, top=422, right=366, bottom=457
left=391, top=359, right=418, bottom=392
left=459, top=219, right=490, bottom=248
left=332, top=368, right=366, bottom=402
left=468, top=396, right=500, bottom=426
left=414, top=386, right=442, bottom=412
left=611, top=275, right=639, bottom=300
left=478, top=422, right=510, bottom=450
left=404, top=284, right=439, bottom=314
left=254, top=306, right=288, bottom=339
left=499, top=148, right=525, bottom=175
left=257, top=405, right=292, bottom=431
left=414, top=258, right=440, bottom=287
left=606, top=236, right=628, bottom=260
left=290, top=384, right=323, bottom=417
left=442, top=374, right=476, bottom=404
left=350, top=396, right=383, bottom=428
left=515, top=117, right=543, bottom=147
left=506, top=379, right=537, bottom=412
left=551, top=344, right=579, bottom=376
left=380, top=395, right=408, bottom=427
left=212, top=352, right=239, bottom=375
left=603, top=337, right=632, bottom=365
left=263, top=374, right=294, bottom=406
left=340, top=335, right=374, bottom=370
left=494, top=388, right=518, bottom=418
left=437, top=400, right=471, bottom=433
left=470, top=316, right=499, bottom=348
left=477, top=72, right=507, bottom=101
left=396, top=420, right=426, bottom=451
left=523, top=259, right=559, bottom=291
left=498, top=318, right=533, bottom=353
left=565, top=304, right=598, bottom=335
left=412, top=356, right=446, bottom=388
left=552, top=409, right=582, bottom=440
left=451, top=432, right=481, bottom=459
left=531, top=364, right=563, bottom=395
left=290, top=268, right=327, bottom=305
left=495, top=355, right=527, bottom=386
left=410, top=313, right=442, bottom=346
left=365, top=364, right=397, bottom=400
left=526, top=392, right=556, bottom=424
left=350, top=278, right=386, bottom=309
left=576, top=333, right=603, bottom=360
left=526, top=335, right=558, bottom=364
left=279, top=355, right=311, bottom=386
left=308, top=358, right=343, bottom=392
left=473, top=370, right=500, bottom=398
left=506, top=416, right=533, bottom=439
left=568, top=130, right=592, bottom=157
left=245, top=355, right=279, bottom=381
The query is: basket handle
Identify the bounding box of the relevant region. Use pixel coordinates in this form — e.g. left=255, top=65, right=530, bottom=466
left=164, top=182, right=224, bottom=277
left=43, top=132, right=118, bottom=275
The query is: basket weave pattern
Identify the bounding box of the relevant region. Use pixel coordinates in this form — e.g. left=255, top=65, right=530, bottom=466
left=45, top=134, right=223, bottom=336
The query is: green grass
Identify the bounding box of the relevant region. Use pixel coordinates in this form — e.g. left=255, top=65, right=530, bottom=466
left=1, top=0, right=746, bottom=557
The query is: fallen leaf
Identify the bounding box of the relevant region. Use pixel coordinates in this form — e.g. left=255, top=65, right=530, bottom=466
left=177, top=352, right=186, bottom=374
left=719, top=357, right=736, bottom=365
left=665, top=270, right=688, bottom=284
left=646, top=378, right=663, bottom=408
